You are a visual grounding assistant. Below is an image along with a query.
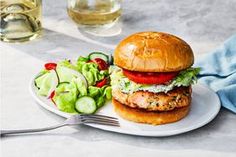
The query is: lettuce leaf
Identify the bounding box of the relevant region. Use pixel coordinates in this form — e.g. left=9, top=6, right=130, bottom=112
left=174, top=67, right=201, bottom=87
left=88, top=85, right=112, bottom=108
left=53, top=83, right=78, bottom=113
left=58, top=60, right=78, bottom=71
left=81, top=62, right=106, bottom=85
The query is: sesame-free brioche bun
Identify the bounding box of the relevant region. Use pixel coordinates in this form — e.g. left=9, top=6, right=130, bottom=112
left=112, top=98, right=191, bottom=125
left=114, top=32, right=194, bottom=72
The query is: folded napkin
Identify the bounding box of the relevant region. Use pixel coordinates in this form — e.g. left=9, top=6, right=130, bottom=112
left=194, top=34, right=236, bottom=113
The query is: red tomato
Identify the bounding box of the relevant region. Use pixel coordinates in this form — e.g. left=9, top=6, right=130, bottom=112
left=45, top=63, right=57, bottom=70
left=96, top=78, right=107, bottom=88
left=91, top=58, right=108, bottom=70
left=123, top=69, right=178, bottom=84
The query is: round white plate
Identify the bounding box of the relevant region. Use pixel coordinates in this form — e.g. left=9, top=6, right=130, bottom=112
left=30, top=78, right=221, bottom=137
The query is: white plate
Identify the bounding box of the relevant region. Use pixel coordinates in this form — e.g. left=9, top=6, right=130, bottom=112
left=30, top=78, right=221, bottom=137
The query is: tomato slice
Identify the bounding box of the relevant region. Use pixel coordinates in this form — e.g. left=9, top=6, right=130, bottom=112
left=45, top=63, right=57, bottom=70
left=96, top=78, right=107, bottom=88
left=123, top=69, right=178, bottom=84
left=91, top=58, right=108, bottom=70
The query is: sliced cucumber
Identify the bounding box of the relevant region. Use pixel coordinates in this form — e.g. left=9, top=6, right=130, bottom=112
left=88, top=52, right=109, bottom=63
left=75, top=96, right=97, bottom=114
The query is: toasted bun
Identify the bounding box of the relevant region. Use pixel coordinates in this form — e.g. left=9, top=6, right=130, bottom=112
left=112, top=98, right=190, bottom=125
left=114, top=32, right=194, bottom=72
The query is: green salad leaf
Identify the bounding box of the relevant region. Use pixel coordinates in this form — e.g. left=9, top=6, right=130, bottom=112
left=88, top=86, right=100, bottom=98
left=76, top=56, right=89, bottom=72
left=81, top=62, right=108, bottom=85
left=72, top=77, right=87, bottom=97
left=174, top=67, right=201, bottom=87
left=88, top=85, right=112, bottom=108
left=35, top=71, right=49, bottom=89
left=53, top=83, right=78, bottom=113
left=104, top=86, right=112, bottom=100
left=96, top=96, right=106, bottom=108
left=58, top=60, right=78, bottom=71
left=35, top=70, right=58, bottom=96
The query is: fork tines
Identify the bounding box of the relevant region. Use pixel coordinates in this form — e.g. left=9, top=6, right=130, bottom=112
left=80, top=114, right=120, bottom=127
left=81, top=114, right=118, bottom=120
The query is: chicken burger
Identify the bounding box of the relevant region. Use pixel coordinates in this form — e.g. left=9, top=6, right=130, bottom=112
left=110, top=32, right=200, bottom=125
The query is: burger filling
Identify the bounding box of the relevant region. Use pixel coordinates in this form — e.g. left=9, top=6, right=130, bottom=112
left=110, top=66, right=200, bottom=111
left=112, top=86, right=192, bottom=111
left=110, top=66, right=200, bottom=94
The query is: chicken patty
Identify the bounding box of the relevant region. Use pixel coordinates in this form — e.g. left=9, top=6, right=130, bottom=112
left=112, top=86, right=192, bottom=111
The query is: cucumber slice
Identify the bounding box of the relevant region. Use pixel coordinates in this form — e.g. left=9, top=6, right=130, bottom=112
left=75, top=96, right=97, bottom=114
left=56, top=66, right=88, bottom=88
left=88, top=52, right=109, bottom=63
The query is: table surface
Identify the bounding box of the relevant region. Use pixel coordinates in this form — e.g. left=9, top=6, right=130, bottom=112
left=1, top=0, right=236, bottom=156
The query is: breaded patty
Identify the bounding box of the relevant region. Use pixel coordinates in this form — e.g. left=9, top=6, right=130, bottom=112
left=112, top=86, right=191, bottom=111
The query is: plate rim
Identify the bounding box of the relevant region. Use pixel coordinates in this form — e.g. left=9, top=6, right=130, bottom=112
left=29, top=75, right=221, bottom=137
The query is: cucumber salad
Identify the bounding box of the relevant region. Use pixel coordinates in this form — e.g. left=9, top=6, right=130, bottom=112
left=34, top=52, right=112, bottom=114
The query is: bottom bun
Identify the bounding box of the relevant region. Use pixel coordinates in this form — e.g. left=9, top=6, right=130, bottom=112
left=112, top=98, right=191, bottom=125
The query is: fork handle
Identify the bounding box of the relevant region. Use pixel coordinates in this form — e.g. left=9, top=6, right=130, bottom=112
left=0, top=123, right=67, bottom=136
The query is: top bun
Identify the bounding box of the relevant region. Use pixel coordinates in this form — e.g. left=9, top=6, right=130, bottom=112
left=114, top=32, right=194, bottom=72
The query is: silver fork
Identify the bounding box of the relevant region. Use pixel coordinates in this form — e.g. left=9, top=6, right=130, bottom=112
left=0, top=114, right=119, bottom=136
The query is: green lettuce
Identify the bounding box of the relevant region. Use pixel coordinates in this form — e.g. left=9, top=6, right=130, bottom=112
left=72, top=77, right=87, bottom=97
left=53, top=83, right=78, bottom=113
left=88, top=85, right=112, bottom=108
left=104, top=86, right=112, bottom=100
left=174, top=67, right=200, bottom=87
left=58, top=60, right=78, bottom=71
left=36, top=71, right=57, bottom=96
left=81, top=63, right=109, bottom=86
left=76, top=56, right=89, bottom=72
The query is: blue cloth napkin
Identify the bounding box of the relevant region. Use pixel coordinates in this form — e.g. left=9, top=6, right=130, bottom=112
left=194, top=34, right=236, bottom=113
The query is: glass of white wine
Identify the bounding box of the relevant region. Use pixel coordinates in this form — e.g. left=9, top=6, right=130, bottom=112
left=0, top=0, right=42, bottom=42
left=67, top=0, right=122, bottom=33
